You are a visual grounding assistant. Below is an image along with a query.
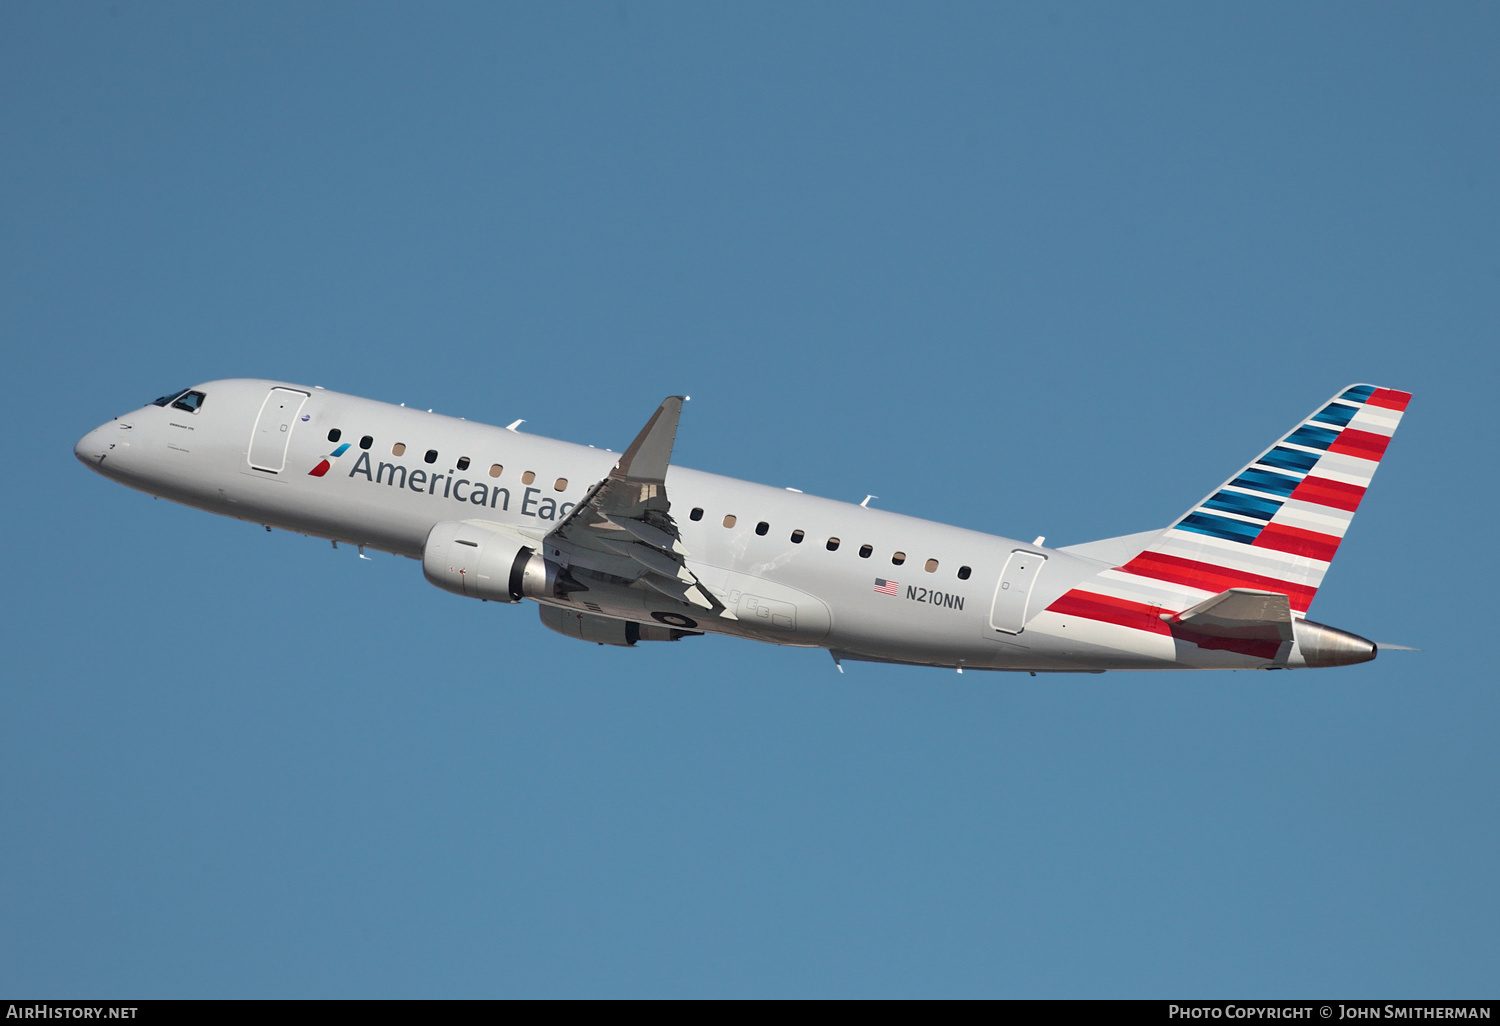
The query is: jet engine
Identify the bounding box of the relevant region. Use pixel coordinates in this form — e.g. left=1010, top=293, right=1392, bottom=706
left=422, top=520, right=556, bottom=603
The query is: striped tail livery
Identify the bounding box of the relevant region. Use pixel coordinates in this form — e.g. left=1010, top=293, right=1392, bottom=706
left=1043, top=385, right=1410, bottom=669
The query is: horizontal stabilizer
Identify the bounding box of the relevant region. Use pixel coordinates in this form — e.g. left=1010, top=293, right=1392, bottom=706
left=1166, top=588, right=1293, bottom=642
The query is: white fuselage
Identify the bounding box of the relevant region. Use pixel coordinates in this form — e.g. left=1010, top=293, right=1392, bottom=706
left=74, top=378, right=1338, bottom=672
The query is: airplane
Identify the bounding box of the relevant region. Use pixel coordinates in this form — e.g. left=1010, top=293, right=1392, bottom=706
left=74, top=379, right=1409, bottom=673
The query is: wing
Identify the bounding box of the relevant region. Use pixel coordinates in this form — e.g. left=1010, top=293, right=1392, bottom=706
left=542, top=396, right=733, bottom=618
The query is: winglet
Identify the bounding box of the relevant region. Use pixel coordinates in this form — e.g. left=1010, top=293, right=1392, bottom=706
left=613, top=397, right=685, bottom=485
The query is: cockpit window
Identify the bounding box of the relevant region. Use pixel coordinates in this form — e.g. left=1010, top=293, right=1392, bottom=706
left=151, top=388, right=190, bottom=407
left=171, top=391, right=206, bottom=413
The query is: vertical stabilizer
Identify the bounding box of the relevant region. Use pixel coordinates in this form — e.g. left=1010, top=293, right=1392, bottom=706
left=1112, top=384, right=1410, bottom=615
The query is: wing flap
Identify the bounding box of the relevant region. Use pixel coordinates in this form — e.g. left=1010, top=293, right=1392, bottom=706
left=542, top=396, right=732, bottom=619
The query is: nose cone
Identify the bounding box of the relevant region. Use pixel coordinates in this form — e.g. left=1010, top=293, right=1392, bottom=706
left=75, top=423, right=120, bottom=474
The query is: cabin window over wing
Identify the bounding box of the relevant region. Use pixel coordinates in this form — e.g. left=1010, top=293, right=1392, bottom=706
left=891, top=551, right=906, bottom=565
left=790, top=530, right=804, bottom=544
left=755, top=521, right=769, bottom=536
left=858, top=544, right=873, bottom=558
left=392, top=442, right=406, bottom=456
left=957, top=566, right=972, bottom=580
left=171, top=391, right=206, bottom=413
left=457, top=457, right=470, bottom=471
left=826, top=537, right=840, bottom=551
left=924, top=559, right=939, bottom=573
left=723, top=515, right=737, bottom=528
left=521, top=471, right=536, bottom=485
left=327, top=429, right=342, bottom=443
left=690, top=508, right=704, bottom=521
left=424, top=449, right=438, bottom=464
left=360, top=436, right=373, bottom=450
left=488, top=464, right=503, bottom=478
left=554, top=478, right=567, bottom=491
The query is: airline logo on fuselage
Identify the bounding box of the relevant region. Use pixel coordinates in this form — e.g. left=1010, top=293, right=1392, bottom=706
left=341, top=451, right=576, bottom=522
left=308, top=443, right=350, bottom=477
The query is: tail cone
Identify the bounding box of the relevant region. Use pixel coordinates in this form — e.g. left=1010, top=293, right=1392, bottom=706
left=1293, top=618, right=1377, bottom=668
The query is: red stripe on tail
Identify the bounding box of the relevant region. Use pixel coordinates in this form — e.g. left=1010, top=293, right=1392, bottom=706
left=1288, top=475, right=1365, bottom=512
left=1365, top=388, right=1411, bottom=412
left=1120, top=551, right=1318, bottom=611
left=1046, top=591, right=1169, bottom=635
left=1326, top=428, right=1390, bottom=462
left=1047, top=589, right=1282, bottom=660
left=1253, top=523, right=1341, bottom=561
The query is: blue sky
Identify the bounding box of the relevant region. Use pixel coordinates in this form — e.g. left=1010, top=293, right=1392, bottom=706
left=2, top=2, right=1496, bottom=997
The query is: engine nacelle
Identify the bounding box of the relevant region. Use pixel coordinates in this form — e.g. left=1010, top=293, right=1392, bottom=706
left=423, top=520, right=553, bottom=603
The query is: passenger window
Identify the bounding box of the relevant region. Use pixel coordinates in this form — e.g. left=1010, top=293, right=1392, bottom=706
left=957, top=566, right=972, bottom=580
left=892, top=551, right=906, bottom=565
left=554, top=478, right=567, bottom=491
left=171, top=391, right=205, bottom=413
left=690, top=508, right=704, bottom=521
left=489, top=464, right=503, bottom=478
left=826, top=537, right=840, bottom=551
left=424, top=449, right=438, bottom=464
left=925, top=559, right=939, bottom=573
left=723, top=515, right=737, bottom=528
left=790, top=530, right=804, bottom=544
left=327, top=429, right=342, bottom=443
left=858, top=544, right=873, bottom=558
left=522, top=471, right=536, bottom=485
left=457, top=457, right=470, bottom=471
left=755, top=521, right=769, bottom=536
left=360, top=436, right=373, bottom=450
left=392, top=443, right=406, bottom=456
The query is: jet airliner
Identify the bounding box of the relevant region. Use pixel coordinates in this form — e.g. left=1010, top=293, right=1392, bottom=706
left=74, top=380, right=1409, bottom=672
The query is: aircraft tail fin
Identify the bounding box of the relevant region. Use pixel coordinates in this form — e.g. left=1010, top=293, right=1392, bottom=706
left=1108, top=384, right=1410, bottom=615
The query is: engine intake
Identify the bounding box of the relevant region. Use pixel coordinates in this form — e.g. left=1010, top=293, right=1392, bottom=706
left=423, top=520, right=552, bottom=603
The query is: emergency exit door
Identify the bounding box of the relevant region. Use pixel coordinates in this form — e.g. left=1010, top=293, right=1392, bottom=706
left=988, top=550, right=1047, bottom=635
left=247, top=387, right=310, bottom=473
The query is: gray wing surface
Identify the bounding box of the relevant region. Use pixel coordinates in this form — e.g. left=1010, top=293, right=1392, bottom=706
left=542, top=397, right=733, bottom=618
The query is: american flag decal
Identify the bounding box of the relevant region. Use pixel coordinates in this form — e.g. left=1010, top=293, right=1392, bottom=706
left=874, top=578, right=899, bottom=596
